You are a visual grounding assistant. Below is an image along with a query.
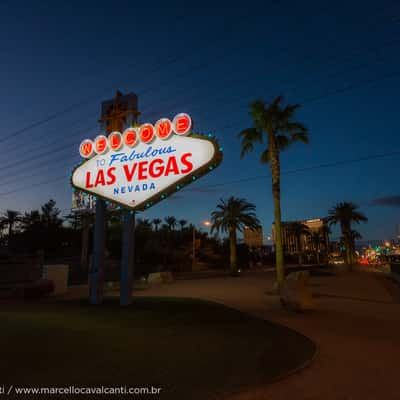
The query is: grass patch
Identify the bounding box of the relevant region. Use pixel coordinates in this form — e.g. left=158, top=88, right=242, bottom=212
left=0, top=297, right=315, bottom=399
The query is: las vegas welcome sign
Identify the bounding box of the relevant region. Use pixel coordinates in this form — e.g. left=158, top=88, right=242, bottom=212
left=71, top=113, right=223, bottom=211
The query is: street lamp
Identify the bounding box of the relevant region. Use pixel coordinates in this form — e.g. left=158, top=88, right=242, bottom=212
left=193, top=220, right=211, bottom=270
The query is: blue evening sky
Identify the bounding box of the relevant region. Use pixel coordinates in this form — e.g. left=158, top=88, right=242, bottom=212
left=0, top=0, right=399, bottom=240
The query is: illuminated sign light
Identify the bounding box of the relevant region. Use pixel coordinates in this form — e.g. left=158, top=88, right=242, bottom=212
left=72, top=113, right=222, bottom=211
left=79, top=113, right=192, bottom=158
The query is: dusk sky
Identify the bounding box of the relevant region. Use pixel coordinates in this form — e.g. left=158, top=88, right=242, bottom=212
left=1, top=0, right=399, bottom=240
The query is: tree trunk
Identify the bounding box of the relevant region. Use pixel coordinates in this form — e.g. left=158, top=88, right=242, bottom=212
left=349, top=239, right=356, bottom=267
left=268, top=133, right=284, bottom=285
left=229, top=227, right=237, bottom=275
left=8, top=222, right=13, bottom=252
left=341, top=223, right=352, bottom=268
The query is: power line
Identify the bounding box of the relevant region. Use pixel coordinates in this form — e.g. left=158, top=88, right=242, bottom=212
left=0, top=37, right=398, bottom=177
left=0, top=4, right=395, bottom=149
left=0, top=21, right=399, bottom=186
left=186, top=150, right=400, bottom=192
left=0, top=65, right=399, bottom=188
left=0, top=148, right=398, bottom=198
left=0, top=13, right=263, bottom=146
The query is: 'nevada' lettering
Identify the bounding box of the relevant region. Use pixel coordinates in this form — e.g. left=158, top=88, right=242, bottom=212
left=112, top=183, right=157, bottom=196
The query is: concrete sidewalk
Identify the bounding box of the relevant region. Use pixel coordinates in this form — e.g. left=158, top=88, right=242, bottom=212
left=133, top=271, right=400, bottom=400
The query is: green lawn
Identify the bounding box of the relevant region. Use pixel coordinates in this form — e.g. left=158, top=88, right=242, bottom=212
left=0, top=297, right=315, bottom=399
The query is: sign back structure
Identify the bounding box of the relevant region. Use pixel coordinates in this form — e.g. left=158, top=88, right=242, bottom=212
left=71, top=113, right=223, bottom=210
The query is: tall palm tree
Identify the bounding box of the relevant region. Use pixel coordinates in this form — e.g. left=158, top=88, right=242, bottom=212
left=328, top=202, right=367, bottom=266
left=152, top=218, right=162, bottom=231
left=287, top=222, right=309, bottom=265
left=211, top=197, right=260, bottom=274
left=1, top=210, right=21, bottom=248
left=164, top=216, right=177, bottom=231
left=239, top=96, right=309, bottom=286
left=179, top=219, right=188, bottom=231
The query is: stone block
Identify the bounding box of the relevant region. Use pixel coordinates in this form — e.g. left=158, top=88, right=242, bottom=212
left=280, top=278, right=314, bottom=312
left=147, top=271, right=174, bottom=284
left=43, top=265, right=69, bottom=295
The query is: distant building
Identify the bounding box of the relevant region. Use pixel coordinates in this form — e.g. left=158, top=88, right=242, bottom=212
left=243, top=226, right=263, bottom=248
left=272, top=218, right=329, bottom=254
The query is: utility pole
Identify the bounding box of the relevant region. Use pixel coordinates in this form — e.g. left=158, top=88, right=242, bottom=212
left=98, top=91, right=140, bottom=306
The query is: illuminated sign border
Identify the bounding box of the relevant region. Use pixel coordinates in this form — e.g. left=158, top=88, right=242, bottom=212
left=71, top=132, right=223, bottom=212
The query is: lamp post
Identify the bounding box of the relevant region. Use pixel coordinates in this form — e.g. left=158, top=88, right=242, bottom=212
left=192, top=220, right=211, bottom=270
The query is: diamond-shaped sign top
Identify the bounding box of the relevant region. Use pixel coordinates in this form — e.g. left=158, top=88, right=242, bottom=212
left=71, top=134, right=222, bottom=211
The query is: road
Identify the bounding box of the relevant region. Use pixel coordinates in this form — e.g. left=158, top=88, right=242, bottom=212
left=135, top=270, right=400, bottom=400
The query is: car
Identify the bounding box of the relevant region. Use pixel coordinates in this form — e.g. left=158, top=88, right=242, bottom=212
left=329, top=256, right=345, bottom=265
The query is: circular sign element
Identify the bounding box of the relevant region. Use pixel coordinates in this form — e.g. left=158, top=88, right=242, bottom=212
left=155, top=118, right=173, bottom=140
left=109, top=131, right=122, bottom=151
left=173, top=113, right=192, bottom=135
left=123, top=127, right=138, bottom=147
left=139, top=123, right=155, bottom=144
left=79, top=139, right=94, bottom=158
left=94, top=135, right=108, bottom=154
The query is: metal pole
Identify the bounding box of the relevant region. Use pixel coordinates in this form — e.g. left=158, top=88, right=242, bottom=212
left=89, top=198, right=106, bottom=304
left=192, top=226, right=195, bottom=271
left=80, top=213, right=90, bottom=272
left=120, top=211, right=135, bottom=306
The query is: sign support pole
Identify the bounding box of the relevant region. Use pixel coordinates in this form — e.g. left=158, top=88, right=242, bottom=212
left=81, top=213, right=90, bottom=272
left=120, top=210, right=135, bottom=305
left=89, top=198, right=106, bottom=304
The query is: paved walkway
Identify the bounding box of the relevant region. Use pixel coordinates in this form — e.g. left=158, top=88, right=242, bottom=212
left=132, top=270, right=400, bottom=400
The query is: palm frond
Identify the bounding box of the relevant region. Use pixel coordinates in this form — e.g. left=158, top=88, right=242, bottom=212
left=291, top=131, right=309, bottom=144
left=210, top=197, right=260, bottom=235
left=260, top=149, right=270, bottom=164
left=239, top=128, right=263, bottom=159
left=275, top=134, right=290, bottom=150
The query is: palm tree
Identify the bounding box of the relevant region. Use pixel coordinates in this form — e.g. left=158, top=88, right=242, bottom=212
left=287, top=222, right=309, bottom=265
left=178, top=219, right=188, bottom=231
left=346, top=229, right=362, bottom=263
left=310, top=231, right=323, bottom=265
left=21, top=210, right=41, bottom=230
left=211, top=197, right=260, bottom=274
left=239, top=96, right=309, bottom=286
left=328, top=202, right=367, bottom=266
left=350, top=229, right=362, bottom=242
left=137, top=218, right=152, bottom=230
left=1, top=210, right=21, bottom=248
left=152, top=218, right=162, bottom=231
left=41, top=199, right=62, bottom=228
left=164, top=216, right=177, bottom=231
